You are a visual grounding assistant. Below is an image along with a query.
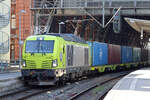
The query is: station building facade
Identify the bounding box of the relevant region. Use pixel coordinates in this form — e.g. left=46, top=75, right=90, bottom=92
left=0, top=0, right=10, bottom=63
left=11, top=0, right=31, bottom=62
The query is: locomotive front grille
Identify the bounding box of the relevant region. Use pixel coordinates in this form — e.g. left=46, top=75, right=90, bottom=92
left=41, top=60, right=52, bottom=68
left=26, top=60, right=36, bottom=68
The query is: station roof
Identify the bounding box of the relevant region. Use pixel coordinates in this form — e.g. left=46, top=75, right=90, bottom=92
left=124, top=17, right=150, bottom=34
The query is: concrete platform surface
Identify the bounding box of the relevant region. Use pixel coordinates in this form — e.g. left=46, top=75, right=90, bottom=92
left=104, top=68, right=150, bottom=100
left=0, top=65, right=20, bottom=74
left=0, top=72, right=21, bottom=82
left=0, top=72, right=23, bottom=96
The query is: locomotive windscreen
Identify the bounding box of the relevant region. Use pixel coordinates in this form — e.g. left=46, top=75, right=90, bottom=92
left=25, top=40, right=54, bottom=53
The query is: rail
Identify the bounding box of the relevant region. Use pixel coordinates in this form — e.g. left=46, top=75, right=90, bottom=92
left=0, top=86, right=58, bottom=100
left=0, top=71, right=132, bottom=100
left=69, top=72, right=128, bottom=100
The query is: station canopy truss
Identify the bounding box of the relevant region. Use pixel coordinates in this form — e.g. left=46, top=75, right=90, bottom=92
left=125, top=18, right=150, bottom=34
left=30, top=0, right=150, bottom=34
left=125, top=17, right=150, bottom=47
left=29, top=0, right=150, bottom=47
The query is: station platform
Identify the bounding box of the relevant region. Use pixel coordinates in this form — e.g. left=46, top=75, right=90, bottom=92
left=0, top=72, right=21, bottom=81
left=0, top=71, right=23, bottom=96
left=104, top=67, right=150, bottom=100
left=0, top=64, right=20, bottom=74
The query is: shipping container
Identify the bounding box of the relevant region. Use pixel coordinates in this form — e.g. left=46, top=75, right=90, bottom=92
left=108, top=44, right=121, bottom=64
left=148, top=49, right=150, bottom=63
left=133, top=48, right=141, bottom=62
left=141, top=48, right=148, bottom=61
left=121, top=46, right=128, bottom=63
left=121, top=46, right=133, bottom=63
left=88, top=41, right=108, bottom=66
left=127, top=47, right=133, bottom=63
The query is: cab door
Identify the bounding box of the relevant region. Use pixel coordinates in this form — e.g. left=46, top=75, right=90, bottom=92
left=58, top=39, right=65, bottom=68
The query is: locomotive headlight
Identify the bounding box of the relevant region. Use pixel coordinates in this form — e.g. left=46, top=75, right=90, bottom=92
left=22, top=61, right=26, bottom=67
left=52, top=59, right=57, bottom=67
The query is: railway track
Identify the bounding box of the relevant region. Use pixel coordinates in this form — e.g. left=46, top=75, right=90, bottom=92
left=0, top=71, right=131, bottom=100
left=0, top=86, right=57, bottom=100
left=69, top=72, right=128, bottom=100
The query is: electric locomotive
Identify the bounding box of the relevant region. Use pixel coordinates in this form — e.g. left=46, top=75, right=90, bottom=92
left=21, top=33, right=91, bottom=85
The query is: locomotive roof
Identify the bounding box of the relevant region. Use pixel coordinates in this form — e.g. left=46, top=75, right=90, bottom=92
left=37, top=33, right=87, bottom=44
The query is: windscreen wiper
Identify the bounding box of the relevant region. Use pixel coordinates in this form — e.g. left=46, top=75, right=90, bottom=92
left=31, top=52, right=35, bottom=56
left=42, top=52, right=46, bottom=56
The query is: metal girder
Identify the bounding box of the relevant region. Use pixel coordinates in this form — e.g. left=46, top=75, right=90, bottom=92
left=34, top=0, right=58, bottom=34
left=82, top=8, right=103, bottom=27
left=105, top=7, right=121, bottom=28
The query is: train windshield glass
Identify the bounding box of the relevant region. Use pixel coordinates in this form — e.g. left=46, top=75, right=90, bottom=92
left=25, top=40, right=54, bottom=53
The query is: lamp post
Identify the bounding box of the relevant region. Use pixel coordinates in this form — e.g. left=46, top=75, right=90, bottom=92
left=59, top=22, right=65, bottom=34
left=19, top=9, right=26, bottom=69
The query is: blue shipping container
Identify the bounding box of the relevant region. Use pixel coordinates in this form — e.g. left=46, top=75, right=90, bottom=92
left=121, top=46, right=133, bottom=63
left=121, top=46, right=127, bottom=63
left=127, top=47, right=133, bottom=63
left=88, top=41, right=108, bottom=66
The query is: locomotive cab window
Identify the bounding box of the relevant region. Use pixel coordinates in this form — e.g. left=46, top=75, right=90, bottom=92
left=25, top=40, right=54, bottom=53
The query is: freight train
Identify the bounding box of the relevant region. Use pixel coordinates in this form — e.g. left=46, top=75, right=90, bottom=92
left=21, top=33, right=149, bottom=85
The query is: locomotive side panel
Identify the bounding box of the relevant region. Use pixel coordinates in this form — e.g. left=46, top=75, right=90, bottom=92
left=73, top=45, right=84, bottom=67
